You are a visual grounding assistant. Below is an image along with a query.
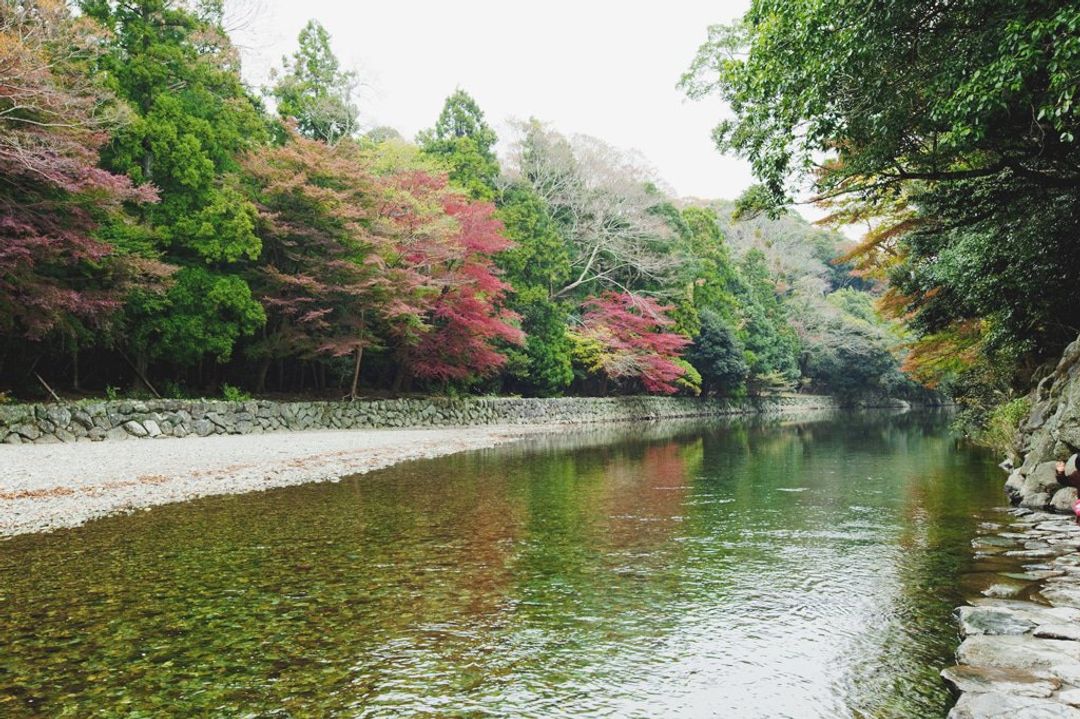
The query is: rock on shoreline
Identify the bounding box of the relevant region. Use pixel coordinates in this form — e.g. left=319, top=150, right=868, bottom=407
left=946, top=509, right=1080, bottom=717
left=1008, top=333, right=1080, bottom=514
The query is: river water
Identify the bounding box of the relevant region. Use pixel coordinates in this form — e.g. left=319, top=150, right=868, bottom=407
left=0, top=412, right=1006, bottom=718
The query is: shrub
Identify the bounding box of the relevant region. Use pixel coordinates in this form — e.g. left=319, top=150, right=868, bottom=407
left=221, top=383, right=251, bottom=402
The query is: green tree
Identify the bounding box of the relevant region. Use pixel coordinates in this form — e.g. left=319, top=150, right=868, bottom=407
left=736, top=249, right=801, bottom=391
left=270, top=20, right=359, bottom=145
left=686, top=309, right=747, bottom=396
left=496, top=184, right=573, bottom=396
left=83, top=0, right=268, bottom=377
left=418, top=89, right=500, bottom=201
left=672, top=206, right=739, bottom=335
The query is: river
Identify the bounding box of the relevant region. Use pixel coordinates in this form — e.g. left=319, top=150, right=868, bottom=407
left=0, top=411, right=1005, bottom=718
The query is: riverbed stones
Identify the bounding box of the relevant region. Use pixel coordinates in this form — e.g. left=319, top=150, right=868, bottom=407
left=948, top=513, right=1080, bottom=716
left=958, top=605, right=1038, bottom=635
left=1042, top=584, right=1080, bottom=609
left=957, top=635, right=1080, bottom=671
left=1036, top=625, right=1080, bottom=642
left=123, top=420, right=148, bottom=437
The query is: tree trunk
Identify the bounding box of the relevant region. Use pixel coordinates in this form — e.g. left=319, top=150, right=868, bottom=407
left=348, top=312, right=366, bottom=401
left=255, top=358, right=271, bottom=394
left=71, top=346, right=80, bottom=392
left=392, top=361, right=411, bottom=395
left=348, top=346, right=364, bottom=401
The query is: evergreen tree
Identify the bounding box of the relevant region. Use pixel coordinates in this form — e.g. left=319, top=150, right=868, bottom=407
left=83, top=0, right=268, bottom=378
left=686, top=310, right=748, bottom=396
left=270, top=20, right=359, bottom=145
left=736, top=249, right=801, bottom=391
left=418, top=89, right=500, bottom=201
left=496, top=184, right=573, bottom=395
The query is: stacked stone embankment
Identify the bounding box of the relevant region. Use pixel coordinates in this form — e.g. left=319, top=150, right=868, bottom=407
left=0, top=394, right=844, bottom=445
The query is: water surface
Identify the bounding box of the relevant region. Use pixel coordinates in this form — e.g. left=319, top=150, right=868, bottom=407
left=0, top=412, right=1004, bottom=718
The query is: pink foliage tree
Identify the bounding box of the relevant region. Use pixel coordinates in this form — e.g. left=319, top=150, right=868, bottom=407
left=0, top=1, right=158, bottom=340
left=574, top=291, right=690, bottom=394
left=380, top=170, right=522, bottom=385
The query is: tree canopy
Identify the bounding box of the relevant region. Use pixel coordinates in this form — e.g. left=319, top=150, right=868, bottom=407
left=0, top=3, right=921, bottom=407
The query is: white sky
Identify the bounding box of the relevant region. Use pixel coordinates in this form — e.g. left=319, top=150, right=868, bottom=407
left=233, top=0, right=820, bottom=217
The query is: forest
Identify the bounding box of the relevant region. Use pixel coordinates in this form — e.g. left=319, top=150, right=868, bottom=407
left=2, top=0, right=930, bottom=405
left=682, top=0, right=1080, bottom=436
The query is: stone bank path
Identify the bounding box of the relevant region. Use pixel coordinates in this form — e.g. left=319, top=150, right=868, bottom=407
left=948, top=508, right=1080, bottom=718
left=0, top=425, right=562, bottom=537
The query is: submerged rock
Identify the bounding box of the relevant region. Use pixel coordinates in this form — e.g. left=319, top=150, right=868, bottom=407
left=957, top=605, right=1037, bottom=636
left=948, top=692, right=1080, bottom=719
left=941, top=664, right=1059, bottom=698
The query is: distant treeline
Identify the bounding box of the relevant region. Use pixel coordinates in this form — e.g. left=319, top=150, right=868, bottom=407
left=0, top=1, right=930, bottom=404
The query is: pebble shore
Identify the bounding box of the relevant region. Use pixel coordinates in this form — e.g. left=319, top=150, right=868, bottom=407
left=948, top=508, right=1080, bottom=718
left=0, top=425, right=564, bottom=536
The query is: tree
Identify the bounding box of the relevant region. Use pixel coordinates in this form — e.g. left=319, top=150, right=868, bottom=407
left=506, top=120, right=679, bottom=300
left=570, top=292, right=689, bottom=395
left=406, top=198, right=524, bottom=383
left=243, top=134, right=394, bottom=398
left=663, top=205, right=739, bottom=337
left=790, top=289, right=903, bottom=401
left=270, top=20, right=359, bottom=146
left=735, top=249, right=801, bottom=391
left=377, top=164, right=523, bottom=387
left=418, top=89, right=500, bottom=201
left=83, top=0, right=268, bottom=378
left=495, top=183, right=574, bottom=396
left=681, top=2, right=1080, bottom=211
left=686, top=310, right=747, bottom=397
left=0, top=0, right=159, bottom=342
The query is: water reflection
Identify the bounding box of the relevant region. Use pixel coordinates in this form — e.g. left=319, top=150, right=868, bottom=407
left=0, top=411, right=1002, bottom=718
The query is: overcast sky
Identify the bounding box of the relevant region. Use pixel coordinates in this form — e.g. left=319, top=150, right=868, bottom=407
left=234, top=1, right=767, bottom=206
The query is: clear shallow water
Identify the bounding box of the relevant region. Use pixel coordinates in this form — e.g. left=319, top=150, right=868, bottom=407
left=0, top=412, right=1004, bottom=718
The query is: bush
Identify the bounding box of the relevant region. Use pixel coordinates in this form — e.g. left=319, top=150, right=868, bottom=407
left=971, top=397, right=1031, bottom=458
left=221, top=383, right=251, bottom=402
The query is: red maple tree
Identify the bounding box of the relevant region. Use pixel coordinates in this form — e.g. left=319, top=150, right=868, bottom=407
left=574, top=291, right=689, bottom=394
left=380, top=170, right=523, bottom=385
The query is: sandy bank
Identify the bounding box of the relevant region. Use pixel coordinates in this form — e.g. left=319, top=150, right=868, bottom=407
left=0, top=425, right=564, bottom=537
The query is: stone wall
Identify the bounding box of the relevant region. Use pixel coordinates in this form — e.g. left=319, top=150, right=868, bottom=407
left=1006, top=333, right=1080, bottom=512
left=0, top=394, right=843, bottom=445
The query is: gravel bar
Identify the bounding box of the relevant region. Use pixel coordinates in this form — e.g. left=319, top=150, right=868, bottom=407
left=0, top=425, right=562, bottom=537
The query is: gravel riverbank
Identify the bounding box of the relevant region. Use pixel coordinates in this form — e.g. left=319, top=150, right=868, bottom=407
left=0, top=425, right=568, bottom=536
